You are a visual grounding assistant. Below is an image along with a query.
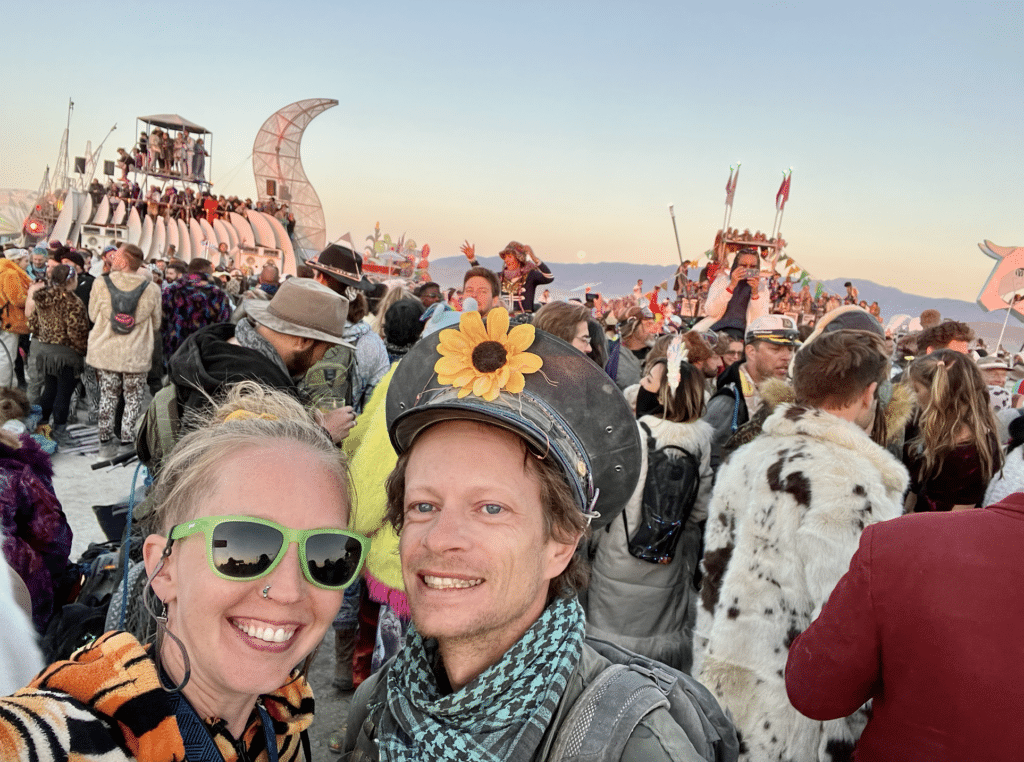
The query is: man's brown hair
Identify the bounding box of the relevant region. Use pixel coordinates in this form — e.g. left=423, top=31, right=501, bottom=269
left=533, top=301, right=591, bottom=346
left=187, top=258, right=213, bottom=274
left=916, top=320, right=974, bottom=354
left=463, top=266, right=500, bottom=300
left=119, top=243, right=144, bottom=271
left=384, top=423, right=590, bottom=598
left=793, top=330, right=889, bottom=409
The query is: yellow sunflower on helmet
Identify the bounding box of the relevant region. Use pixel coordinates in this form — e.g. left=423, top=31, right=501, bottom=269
left=435, top=307, right=543, bottom=402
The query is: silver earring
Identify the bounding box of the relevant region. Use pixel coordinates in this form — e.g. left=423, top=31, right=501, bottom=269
left=262, top=585, right=271, bottom=599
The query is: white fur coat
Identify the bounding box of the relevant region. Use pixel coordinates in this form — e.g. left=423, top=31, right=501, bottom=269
left=586, top=416, right=713, bottom=673
left=694, top=404, right=908, bottom=762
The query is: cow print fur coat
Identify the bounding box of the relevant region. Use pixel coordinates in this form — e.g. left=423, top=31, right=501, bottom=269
left=694, top=403, right=908, bottom=762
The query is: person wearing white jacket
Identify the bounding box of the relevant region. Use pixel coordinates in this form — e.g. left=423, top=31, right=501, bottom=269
left=587, top=336, right=713, bottom=673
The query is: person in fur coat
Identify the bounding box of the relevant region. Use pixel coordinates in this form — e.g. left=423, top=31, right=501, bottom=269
left=694, top=330, right=909, bottom=761
left=587, top=337, right=713, bottom=673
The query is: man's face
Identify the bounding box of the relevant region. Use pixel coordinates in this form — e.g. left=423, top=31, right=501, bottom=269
left=31, top=254, right=45, bottom=270
left=723, top=340, right=743, bottom=365
left=287, top=340, right=331, bottom=376
left=734, top=253, right=758, bottom=273
left=419, top=286, right=442, bottom=309
left=166, top=268, right=182, bottom=283
left=745, top=340, right=793, bottom=383
left=463, top=276, right=498, bottom=315
left=700, top=354, right=723, bottom=378
left=983, top=367, right=1008, bottom=388
left=400, top=420, right=576, bottom=657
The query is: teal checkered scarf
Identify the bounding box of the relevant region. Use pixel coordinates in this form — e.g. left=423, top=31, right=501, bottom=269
left=378, top=596, right=585, bottom=762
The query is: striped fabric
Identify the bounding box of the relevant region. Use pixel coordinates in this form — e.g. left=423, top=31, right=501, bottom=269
left=0, top=631, right=313, bottom=761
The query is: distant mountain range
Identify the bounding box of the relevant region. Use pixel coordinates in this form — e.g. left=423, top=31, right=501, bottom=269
left=427, top=255, right=1024, bottom=349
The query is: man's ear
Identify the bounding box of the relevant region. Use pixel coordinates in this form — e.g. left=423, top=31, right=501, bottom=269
left=543, top=533, right=581, bottom=583
left=861, top=381, right=879, bottom=411
left=143, top=534, right=177, bottom=604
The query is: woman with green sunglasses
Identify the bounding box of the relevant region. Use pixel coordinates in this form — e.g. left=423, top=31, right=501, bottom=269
left=0, top=382, right=368, bottom=761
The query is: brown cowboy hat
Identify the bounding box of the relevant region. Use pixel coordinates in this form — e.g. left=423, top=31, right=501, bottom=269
left=306, top=243, right=374, bottom=291
left=244, top=278, right=354, bottom=346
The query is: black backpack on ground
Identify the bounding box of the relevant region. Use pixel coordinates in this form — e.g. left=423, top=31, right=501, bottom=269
left=626, top=421, right=701, bottom=565
left=103, top=274, right=149, bottom=334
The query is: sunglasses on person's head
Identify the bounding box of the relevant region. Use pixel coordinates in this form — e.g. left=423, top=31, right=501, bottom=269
left=168, top=516, right=369, bottom=590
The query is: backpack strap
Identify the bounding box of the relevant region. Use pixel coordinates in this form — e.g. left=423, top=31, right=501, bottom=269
left=546, top=663, right=671, bottom=762
left=103, top=273, right=150, bottom=301
left=637, top=419, right=656, bottom=449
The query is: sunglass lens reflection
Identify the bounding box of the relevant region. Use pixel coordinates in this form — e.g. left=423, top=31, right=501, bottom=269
left=305, top=534, right=362, bottom=587
left=212, top=521, right=281, bottom=578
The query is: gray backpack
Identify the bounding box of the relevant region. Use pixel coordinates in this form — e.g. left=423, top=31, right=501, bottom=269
left=548, top=637, right=739, bottom=762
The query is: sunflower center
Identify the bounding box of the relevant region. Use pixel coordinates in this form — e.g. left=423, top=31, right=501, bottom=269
left=471, top=341, right=508, bottom=373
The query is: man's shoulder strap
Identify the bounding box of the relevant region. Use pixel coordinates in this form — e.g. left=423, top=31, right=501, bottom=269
left=103, top=273, right=149, bottom=299
left=545, top=637, right=738, bottom=762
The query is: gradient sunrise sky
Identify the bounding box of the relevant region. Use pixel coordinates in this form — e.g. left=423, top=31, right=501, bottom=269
left=1, top=1, right=1020, bottom=301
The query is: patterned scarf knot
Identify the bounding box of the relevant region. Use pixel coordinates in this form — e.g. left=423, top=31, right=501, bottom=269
left=379, top=596, right=585, bottom=762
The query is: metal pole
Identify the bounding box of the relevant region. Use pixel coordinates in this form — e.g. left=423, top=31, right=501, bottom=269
left=996, top=297, right=1018, bottom=354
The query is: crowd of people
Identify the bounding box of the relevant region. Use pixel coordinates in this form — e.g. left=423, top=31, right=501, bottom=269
left=0, top=238, right=1022, bottom=761
left=81, top=177, right=298, bottom=234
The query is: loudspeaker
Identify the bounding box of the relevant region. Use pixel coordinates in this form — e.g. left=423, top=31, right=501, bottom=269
left=74, top=157, right=86, bottom=173
left=265, top=180, right=277, bottom=196
left=103, top=160, right=115, bottom=176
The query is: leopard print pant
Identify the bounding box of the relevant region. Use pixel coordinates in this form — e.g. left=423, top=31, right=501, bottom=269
left=96, top=370, right=146, bottom=444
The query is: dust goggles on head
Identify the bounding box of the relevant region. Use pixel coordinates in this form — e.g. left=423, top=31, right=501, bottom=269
left=168, top=515, right=369, bottom=590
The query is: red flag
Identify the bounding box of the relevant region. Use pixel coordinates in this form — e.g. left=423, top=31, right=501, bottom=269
left=776, top=171, right=792, bottom=210
left=725, top=165, right=740, bottom=206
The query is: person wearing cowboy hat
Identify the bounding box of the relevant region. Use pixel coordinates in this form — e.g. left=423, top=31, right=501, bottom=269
left=306, top=243, right=389, bottom=412
left=138, top=277, right=358, bottom=474
left=341, top=306, right=735, bottom=760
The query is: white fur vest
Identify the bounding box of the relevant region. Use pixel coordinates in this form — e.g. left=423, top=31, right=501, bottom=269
left=694, top=404, right=908, bottom=762
left=586, top=416, right=713, bottom=673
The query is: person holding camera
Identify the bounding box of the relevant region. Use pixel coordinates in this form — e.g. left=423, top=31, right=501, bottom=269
left=692, top=248, right=769, bottom=339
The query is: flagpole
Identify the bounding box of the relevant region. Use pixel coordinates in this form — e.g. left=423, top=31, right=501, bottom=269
left=725, top=162, right=740, bottom=231
left=668, top=204, right=684, bottom=266
left=997, top=297, right=1019, bottom=354
left=722, top=167, right=733, bottom=233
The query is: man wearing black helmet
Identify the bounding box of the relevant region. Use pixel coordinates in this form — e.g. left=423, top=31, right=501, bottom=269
left=342, top=308, right=736, bottom=761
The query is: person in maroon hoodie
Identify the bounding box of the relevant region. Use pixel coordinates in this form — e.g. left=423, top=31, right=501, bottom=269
left=786, top=495, right=1024, bottom=761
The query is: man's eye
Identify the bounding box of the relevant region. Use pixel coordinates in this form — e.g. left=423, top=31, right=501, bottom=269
left=482, top=504, right=503, bottom=516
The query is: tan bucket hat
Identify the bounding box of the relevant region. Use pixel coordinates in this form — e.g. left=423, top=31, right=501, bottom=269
left=244, top=278, right=353, bottom=346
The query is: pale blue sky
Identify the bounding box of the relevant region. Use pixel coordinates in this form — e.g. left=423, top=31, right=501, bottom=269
left=1, top=1, right=1020, bottom=300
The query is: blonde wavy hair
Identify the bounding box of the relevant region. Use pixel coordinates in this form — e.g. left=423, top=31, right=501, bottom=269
left=907, top=349, right=1002, bottom=483
left=143, top=381, right=351, bottom=534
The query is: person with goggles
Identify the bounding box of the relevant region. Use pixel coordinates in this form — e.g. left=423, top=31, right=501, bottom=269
left=0, top=381, right=369, bottom=762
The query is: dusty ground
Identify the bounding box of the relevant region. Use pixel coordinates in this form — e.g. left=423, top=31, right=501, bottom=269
left=55, top=448, right=354, bottom=760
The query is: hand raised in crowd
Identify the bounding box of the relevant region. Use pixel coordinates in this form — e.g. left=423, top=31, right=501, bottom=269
left=319, top=405, right=357, bottom=444
left=460, top=241, right=476, bottom=261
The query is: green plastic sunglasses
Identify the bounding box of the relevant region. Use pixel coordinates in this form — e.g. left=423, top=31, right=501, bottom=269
left=168, top=515, right=369, bottom=590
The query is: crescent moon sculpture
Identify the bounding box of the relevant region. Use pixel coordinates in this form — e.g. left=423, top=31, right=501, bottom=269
left=252, top=98, right=338, bottom=260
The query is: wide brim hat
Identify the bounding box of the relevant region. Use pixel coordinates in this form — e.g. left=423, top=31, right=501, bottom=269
left=386, top=308, right=642, bottom=529
left=245, top=278, right=354, bottom=347
left=307, top=243, right=374, bottom=292
left=977, top=355, right=1011, bottom=371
